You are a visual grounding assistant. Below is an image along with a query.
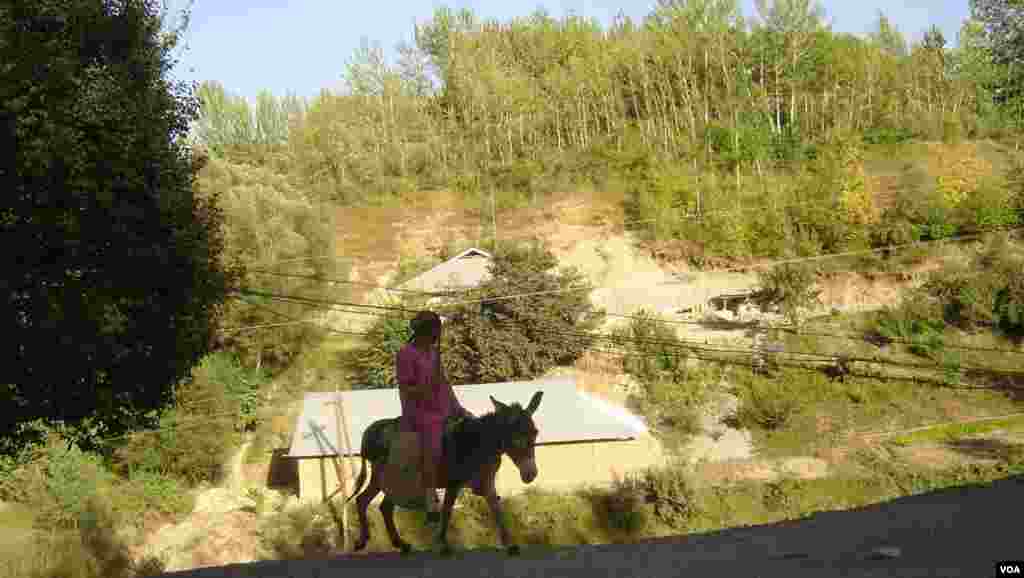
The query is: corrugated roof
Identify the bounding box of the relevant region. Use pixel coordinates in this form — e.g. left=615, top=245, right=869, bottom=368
left=286, top=376, right=645, bottom=458
left=397, top=248, right=492, bottom=293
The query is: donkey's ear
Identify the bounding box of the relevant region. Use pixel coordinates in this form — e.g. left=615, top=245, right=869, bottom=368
left=526, top=391, right=543, bottom=415
left=490, top=396, right=508, bottom=411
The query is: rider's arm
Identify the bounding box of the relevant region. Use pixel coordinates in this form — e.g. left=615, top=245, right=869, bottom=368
left=396, top=346, right=425, bottom=430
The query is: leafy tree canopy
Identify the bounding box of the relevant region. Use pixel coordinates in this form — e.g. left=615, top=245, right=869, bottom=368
left=0, top=0, right=242, bottom=455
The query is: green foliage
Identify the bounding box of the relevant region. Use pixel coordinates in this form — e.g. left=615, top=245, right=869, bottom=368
left=875, top=307, right=946, bottom=358
left=994, top=275, right=1024, bottom=337
left=956, top=177, right=1022, bottom=233
left=0, top=0, right=244, bottom=456
left=257, top=502, right=342, bottom=560
left=348, top=304, right=418, bottom=389
left=351, top=241, right=603, bottom=387
left=203, top=156, right=340, bottom=374
left=862, top=125, right=915, bottom=145
left=592, top=479, right=650, bottom=535
left=611, top=312, right=703, bottom=448
left=4, top=431, right=116, bottom=531
left=611, top=311, right=689, bottom=385
left=624, top=466, right=698, bottom=531
left=734, top=373, right=802, bottom=431
left=754, top=263, right=822, bottom=328
left=463, top=241, right=602, bottom=381
left=190, top=81, right=296, bottom=157
left=196, top=351, right=266, bottom=431
left=112, top=352, right=246, bottom=485
left=8, top=498, right=142, bottom=578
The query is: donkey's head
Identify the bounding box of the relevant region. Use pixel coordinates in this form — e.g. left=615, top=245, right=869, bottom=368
left=489, top=391, right=543, bottom=484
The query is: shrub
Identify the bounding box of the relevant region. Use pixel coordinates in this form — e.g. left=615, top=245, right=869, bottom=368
left=5, top=496, right=161, bottom=578
left=994, top=278, right=1024, bottom=338
left=754, top=263, right=822, bottom=329
left=734, top=373, right=801, bottom=431
left=351, top=240, right=604, bottom=387
left=611, top=312, right=704, bottom=448
left=112, top=353, right=244, bottom=485
left=346, top=298, right=422, bottom=389
left=594, top=479, right=650, bottom=535
left=875, top=307, right=945, bottom=358
left=257, top=502, right=342, bottom=560
left=629, top=466, right=698, bottom=530
left=2, top=429, right=117, bottom=531
left=116, top=470, right=194, bottom=520
left=862, top=126, right=915, bottom=146
left=956, top=178, right=1021, bottom=234
left=611, top=311, right=689, bottom=386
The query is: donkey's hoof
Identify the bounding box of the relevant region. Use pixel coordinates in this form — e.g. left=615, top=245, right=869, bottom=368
left=439, top=544, right=453, bottom=557
left=353, top=539, right=367, bottom=552
left=507, top=544, right=521, bottom=556
left=398, top=541, right=413, bottom=556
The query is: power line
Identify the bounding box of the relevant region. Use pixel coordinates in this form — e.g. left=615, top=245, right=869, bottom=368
left=237, top=290, right=1024, bottom=384
left=237, top=272, right=1024, bottom=356
left=239, top=285, right=1024, bottom=365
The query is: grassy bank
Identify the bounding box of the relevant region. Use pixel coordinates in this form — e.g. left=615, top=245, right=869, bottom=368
left=256, top=443, right=1024, bottom=558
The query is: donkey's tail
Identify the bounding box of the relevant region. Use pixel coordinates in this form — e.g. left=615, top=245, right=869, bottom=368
left=346, top=454, right=368, bottom=503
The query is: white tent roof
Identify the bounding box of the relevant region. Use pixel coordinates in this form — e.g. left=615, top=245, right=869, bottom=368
left=287, top=376, right=646, bottom=458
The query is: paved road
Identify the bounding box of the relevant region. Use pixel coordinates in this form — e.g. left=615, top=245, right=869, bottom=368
left=157, top=475, right=1023, bottom=578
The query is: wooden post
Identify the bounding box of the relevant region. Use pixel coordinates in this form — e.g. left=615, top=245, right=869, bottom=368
left=326, top=388, right=357, bottom=552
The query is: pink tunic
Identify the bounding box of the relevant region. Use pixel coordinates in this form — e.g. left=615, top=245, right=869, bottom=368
left=395, top=343, right=464, bottom=463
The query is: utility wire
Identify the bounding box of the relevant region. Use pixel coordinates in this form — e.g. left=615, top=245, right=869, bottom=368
left=246, top=290, right=1003, bottom=378
left=238, top=288, right=1024, bottom=378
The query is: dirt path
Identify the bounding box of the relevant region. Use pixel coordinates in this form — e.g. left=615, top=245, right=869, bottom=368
left=154, top=474, right=1024, bottom=578
left=135, top=440, right=258, bottom=572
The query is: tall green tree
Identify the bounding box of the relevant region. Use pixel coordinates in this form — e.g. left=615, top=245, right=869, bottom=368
left=0, top=0, right=243, bottom=454
left=868, top=10, right=908, bottom=58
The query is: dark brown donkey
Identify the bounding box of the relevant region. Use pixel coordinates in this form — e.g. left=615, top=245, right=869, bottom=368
left=347, top=391, right=543, bottom=557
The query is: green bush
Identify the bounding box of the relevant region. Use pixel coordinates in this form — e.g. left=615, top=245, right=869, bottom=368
left=592, top=480, right=650, bottom=535
left=112, top=353, right=245, bottom=485
left=862, top=126, right=915, bottom=146
left=875, top=307, right=945, bottom=358
left=994, top=279, right=1024, bottom=338
left=4, top=495, right=162, bottom=578
left=117, top=469, right=194, bottom=520
left=734, top=374, right=801, bottom=431
left=956, top=178, right=1021, bottom=234
left=624, top=161, right=697, bottom=243
left=0, top=429, right=121, bottom=532
left=347, top=302, right=419, bottom=389
left=611, top=311, right=688, bottom=386
left=351, top=240, right=604, bottom=387
left=754, top=263, right=822, bottom=329
left=198, top=351, right=266, bottom=431
left=611, top=312, right=704, bottom=448
left=257, top=502, right=342, bottom=560
left=629, top=466, right=698, bottom=530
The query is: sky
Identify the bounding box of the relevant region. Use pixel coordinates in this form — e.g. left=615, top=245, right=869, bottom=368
left=164, top=0, right=973, bottom=106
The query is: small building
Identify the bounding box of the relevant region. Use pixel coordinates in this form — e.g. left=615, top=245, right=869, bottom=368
left=285, top=376, right=666, bottom=504
left=397, top=247, right=493, bottom=297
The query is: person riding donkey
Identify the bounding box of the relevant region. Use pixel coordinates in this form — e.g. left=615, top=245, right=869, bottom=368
left=395, top=310, right=482, bottom=523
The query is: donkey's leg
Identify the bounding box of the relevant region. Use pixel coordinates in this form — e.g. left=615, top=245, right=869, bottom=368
left=379, top=496, right=412, bottom=555
left=353, top=470, right=381, bottom=551
left=437, top=483, right=463, bottom=557
left=485, top=490, right=518, bottom=556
